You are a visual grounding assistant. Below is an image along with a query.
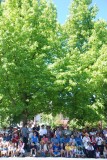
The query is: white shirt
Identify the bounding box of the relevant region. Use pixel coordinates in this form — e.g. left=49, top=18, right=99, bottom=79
left=90, top=131, right=96, bottom=136
left=29, top=132, right=33, bottom=139
left=39, top=128, right=47, bottom=136
left=95, top=137, right=103, bottom=145
left=82, top=136, right=91, bottom=149
left=86, top=145, right=94, bottom=151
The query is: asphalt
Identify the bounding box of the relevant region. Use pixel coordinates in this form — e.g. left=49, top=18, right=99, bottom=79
left=0, top=158, right=105, bottom=160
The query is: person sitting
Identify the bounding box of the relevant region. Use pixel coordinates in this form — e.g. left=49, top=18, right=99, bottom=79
left=3, top=133, right=11, bottom=142
left=51, top=134, right=60, bottom=144
left=86, top=142, right=94, bottom=158
left=65, top=143, right=72, bottom=157
left=30, top=142, right=37, bottom=157
left=69, top=135, right=76, bottom=144
left=39, top=125, right=47, bottom=140
left=41, top=135, right=48, bottom=144
left=52, top=143, right=61, bottom=157
left=31, top=132, right=39, bottom=144
left=75, top=134, right=83, bottom=147
left=17, top=139, right=25, bottom=157
left=63, top=135, right=70, bottom=144
left=75, top=146, right=85, bottom=158
left=8, top=142, right=15, bottom=157
left=31, top=132, right=39, bottom=150
left=12, top=133, right=19, bottom=144
left=48, top=142, right=53, bottom=157
left=39, top=140, right=48, bottom=157
left=70, top=142, right=77, bottom=157
left=1, top=143, right=8, bottom=157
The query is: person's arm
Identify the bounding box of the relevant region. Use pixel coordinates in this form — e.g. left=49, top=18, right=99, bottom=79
left=22, top=143, right=25, bottom=149
left=39, top=129, right=41, bottom=135
left=37, top=137, right=39, bottom=143
left=45, top=129, right=47, bottom=135
left=51, top=138, right=53, bottom=143
left=82, top=137, right=85, bottom=144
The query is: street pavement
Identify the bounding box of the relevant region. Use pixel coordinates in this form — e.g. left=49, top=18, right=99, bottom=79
left=0, top=158, right=105, bottom=160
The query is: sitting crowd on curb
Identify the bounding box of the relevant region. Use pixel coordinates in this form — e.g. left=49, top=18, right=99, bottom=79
left=0, top=123, right=107, bottom=158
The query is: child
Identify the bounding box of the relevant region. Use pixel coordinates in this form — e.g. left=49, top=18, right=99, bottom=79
left=1, top=144, right=8, bottom=157
left=30, top=142, right=37, bottom=157
left=71, top=142, right=77, bottom=157
left=8, top=142, right=14, bottom=157
left=53, top=148, right=60, bottom=157
left=65, top=143, right=72, bottom=157
left=75, top=146, right=83, bottom=158
left=48, top=143, right=53, bottom=157
left=18, top=139, right=25, bottom=157
left=39, top=141, right=48, bottom=157
left=52, top=143, right=61, bottom=157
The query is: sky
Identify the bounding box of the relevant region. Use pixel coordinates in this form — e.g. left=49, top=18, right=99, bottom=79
left=52, top=0, right=107, bottom=24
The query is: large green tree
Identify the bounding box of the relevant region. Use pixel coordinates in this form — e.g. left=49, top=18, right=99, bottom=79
left=0, top=0, right=60, bottom=123
left=49, top=0, right=107, bottom=124
left=0, top=0, right=107, bottom=126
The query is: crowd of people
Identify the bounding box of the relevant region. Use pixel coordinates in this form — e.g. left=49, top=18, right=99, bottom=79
left=0, top=123, right=107, bottom=158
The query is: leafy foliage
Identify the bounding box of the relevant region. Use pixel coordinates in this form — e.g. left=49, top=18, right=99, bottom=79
left=0, top=0, right=59, bottom=123
left=0, top=0, right=107, bottom=125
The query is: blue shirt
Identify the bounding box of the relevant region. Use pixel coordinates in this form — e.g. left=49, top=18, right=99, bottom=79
left=51, top=137, right=60, bottom=144
left=75, top=137, right=82, bottom=146
left=63, top=137, right=70, bottom=143
left=31, top=136, right=38, bottom=143
left=53, top=144, right=61, bottom=151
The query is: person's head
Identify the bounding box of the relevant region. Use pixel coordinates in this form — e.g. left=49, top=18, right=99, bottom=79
left=57, top=127, right=59, bottom=130
left=66, top=143, right=69, bottom=146
left=72, top=142, right=75, bottom=146
left=41, top=125, right=44, bottom=129
left=76, top=134, right=80, bottom=138
left=71, top=135, right=74, bottom=138
left=53, top=134, right=56, bottom=138
left=24, top=123, right=27, bottom=127
left=43, top=134, right=46, bottom=138
left=85, top=133, right=89, bottom=137
left=19, top=139, right=23, bottom=143
left=96, top=133, right=99, bottom=137
left=56, top=143, right=59, bottom=146
left=33, top=132, right=37, bottom=136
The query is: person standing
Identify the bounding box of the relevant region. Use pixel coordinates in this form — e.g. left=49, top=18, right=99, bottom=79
left=21, top=124, right=29, bottom=151
left=39, top=125, right=47, bottom=140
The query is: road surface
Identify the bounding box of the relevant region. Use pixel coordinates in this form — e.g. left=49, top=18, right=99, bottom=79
left=0, top=158, right=105, bottom=160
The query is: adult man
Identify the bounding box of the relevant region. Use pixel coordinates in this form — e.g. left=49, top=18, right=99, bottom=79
left=82, top=133, right=91, bottom=149
left=39, top=125, right=47, bottom=140
left=21, top=124, right=29, bottom=150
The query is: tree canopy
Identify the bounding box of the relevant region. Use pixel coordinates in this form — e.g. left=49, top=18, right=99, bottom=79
left=0, top=0, right=107, bottom=125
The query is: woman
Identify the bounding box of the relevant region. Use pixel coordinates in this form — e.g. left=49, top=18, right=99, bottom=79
left=39, top=140, right=48, bottom=157
left=17, top=139, right=25, bottom=156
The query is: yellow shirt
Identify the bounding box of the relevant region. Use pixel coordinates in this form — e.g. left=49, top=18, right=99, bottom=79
left=65, top=145, right=71, bottom=151
left=71, top=146, right=76, bottom=151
